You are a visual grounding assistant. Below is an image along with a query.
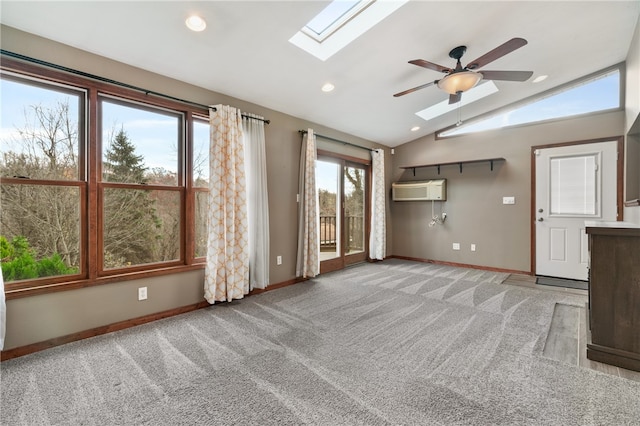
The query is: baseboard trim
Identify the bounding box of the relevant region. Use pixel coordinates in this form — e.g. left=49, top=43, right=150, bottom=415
left=248, top=277, right=307, bottom=295
left=388, top=255, right=531, bottom=275
left=1, top=277, right=306, bottom=362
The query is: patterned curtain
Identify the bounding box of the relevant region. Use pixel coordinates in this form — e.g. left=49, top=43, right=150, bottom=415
left=369, top=149, right=386, bottom=260
left=242, top=114, right=269, bottom=290
left=295, top=129, right=320, bottom=278
left=204, top=105, right=249, bottom=303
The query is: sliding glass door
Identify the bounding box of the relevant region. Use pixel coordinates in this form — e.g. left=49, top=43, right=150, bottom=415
left=317, top=154, right=369, bottom=273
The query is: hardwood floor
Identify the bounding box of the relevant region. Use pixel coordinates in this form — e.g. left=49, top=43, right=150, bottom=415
left=503, top=274, right=640, bottom=382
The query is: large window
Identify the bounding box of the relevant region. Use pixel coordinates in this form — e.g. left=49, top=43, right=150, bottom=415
left=0, top=63, right=208, bottom=293
left=438, top=67, right=621, bottom=138
left=99, top=98, right=183, bottom=270
left=1, top=75, right=85, bottom=282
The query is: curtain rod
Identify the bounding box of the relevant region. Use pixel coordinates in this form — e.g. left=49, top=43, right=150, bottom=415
left=298, top=130, right=376, bottom=152
left=1, top=49, right=270, bottom=124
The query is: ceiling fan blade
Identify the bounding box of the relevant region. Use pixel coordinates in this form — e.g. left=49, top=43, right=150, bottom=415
left=479, top=70, right=533, bottom=81
left=393, top=80, right=438, bottom=97
left=409, top=59, right=452, bottom=74
left=466, top=38, right=528, bottom=70
left=449, top=92, right=461, bottom=104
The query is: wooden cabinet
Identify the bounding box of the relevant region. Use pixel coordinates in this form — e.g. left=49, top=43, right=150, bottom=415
left=586, top=222, right=640, bottom=372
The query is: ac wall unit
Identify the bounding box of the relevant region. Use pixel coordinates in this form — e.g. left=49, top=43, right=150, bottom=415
left=392, top=179, right=446, bottom=201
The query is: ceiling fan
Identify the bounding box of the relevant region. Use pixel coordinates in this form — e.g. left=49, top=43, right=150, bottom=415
left=394, top=38, right=534, bottom=104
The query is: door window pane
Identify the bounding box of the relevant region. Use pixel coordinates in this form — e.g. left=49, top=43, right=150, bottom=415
left=1, top=78, right=83, bottom=180
left=101, top=99, right=181, bottom=185
left=344, top=166, right=365, bottom=254
left=550, top=154, right=597, bottom=215
left=317, top=160, right=340, bottom=260
left=103, top=188, right=180, bottom=268
left=1, top=184, right=81, bottom=280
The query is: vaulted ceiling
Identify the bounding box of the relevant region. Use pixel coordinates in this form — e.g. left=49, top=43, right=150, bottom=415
left=1, top=1, right=638, bottom=147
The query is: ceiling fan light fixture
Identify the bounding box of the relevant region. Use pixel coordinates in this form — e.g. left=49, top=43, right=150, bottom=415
left=437, top=71, right=483, bottom=95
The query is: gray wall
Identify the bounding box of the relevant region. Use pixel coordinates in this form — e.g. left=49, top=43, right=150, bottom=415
left=625, top=13, right=640, bottom=135
left=624, top=13, right=640, bottom=224
left=2, top=15, right=639, bottom=351
left=390, top=111, right=625, bottom=273
left=391, top=12, right=640, bottom=268
left=0, top=26, right=392, bottom=350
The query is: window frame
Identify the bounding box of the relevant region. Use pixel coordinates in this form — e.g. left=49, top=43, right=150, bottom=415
left=0, top=58, right=208, bottom=299
left=316, top=150, right=371, bottom=274
left=98, top=95, right=185, bottom=275
left=191, top=115, right=210, bottom=261
left=301, top=0, right=373, bottom=42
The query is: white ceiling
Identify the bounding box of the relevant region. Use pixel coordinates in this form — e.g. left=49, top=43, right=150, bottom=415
left=1, top=1, right=638, bottom=147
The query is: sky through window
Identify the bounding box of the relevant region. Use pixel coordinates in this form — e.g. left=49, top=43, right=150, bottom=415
left=440, top=68, right=620, bottom=137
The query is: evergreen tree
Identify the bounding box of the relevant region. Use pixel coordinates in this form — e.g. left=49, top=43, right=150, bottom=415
left=102, top=129, right=160, bottom=267
left=103, top=128, right=147, bottom=183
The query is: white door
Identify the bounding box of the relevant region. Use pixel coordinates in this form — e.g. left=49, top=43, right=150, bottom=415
left=535, top=141, right=618, bottom=280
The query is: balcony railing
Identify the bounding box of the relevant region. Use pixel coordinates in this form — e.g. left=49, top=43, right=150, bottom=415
left=320, top=215, right=364, bottom=253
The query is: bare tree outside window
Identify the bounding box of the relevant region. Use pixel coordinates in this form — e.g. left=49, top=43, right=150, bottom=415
left=1, top=91, right=82, bottom=280
left=1, top=78, right=186, bottom=280
left=100, top=100, right=182, bottom=269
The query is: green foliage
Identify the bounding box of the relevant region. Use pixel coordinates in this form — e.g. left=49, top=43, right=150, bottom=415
left=103, top=128, right=147, bottom=183
left=0, top=236, right=77, bottom=281
left=102, top=129, right=167, bottom=266
left=0, top=236, right=16, bottom=260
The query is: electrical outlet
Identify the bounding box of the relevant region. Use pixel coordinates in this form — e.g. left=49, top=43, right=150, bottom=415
left=452, top=243, right=460, bottom=251
left=138, top=287, right=147, bottom=301
left=471, top=244, right=476, bottom=252
left=276, top=255, right=282, bottom=265
left=503, top=196, right=515, bottom=205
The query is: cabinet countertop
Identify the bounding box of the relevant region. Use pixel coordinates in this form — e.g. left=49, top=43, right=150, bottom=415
left=585, top=221, right=640, bottom=235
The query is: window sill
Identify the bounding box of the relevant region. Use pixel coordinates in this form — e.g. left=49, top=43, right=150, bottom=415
left=4, top=263, right=206, bottom=300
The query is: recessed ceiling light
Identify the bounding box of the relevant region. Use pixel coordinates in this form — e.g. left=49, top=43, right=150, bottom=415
left=321, top=83, right=335, bottom=92
left=186, top=15, right=206, bottom=32
left=533, top=75, right=548, bottom=83
left=411, top=126, right=420, bottom=132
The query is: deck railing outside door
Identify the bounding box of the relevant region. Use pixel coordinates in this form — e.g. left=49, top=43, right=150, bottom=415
left=320, top=215, right=363, bottom=253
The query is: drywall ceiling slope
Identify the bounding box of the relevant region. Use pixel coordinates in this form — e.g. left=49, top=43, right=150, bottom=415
left=1, top=1, right=638, bottom=147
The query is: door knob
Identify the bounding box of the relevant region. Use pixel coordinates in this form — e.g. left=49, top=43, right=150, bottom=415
left=538, top=217, right=544, bottom=222
left=538, top=208, right=543, bottom=213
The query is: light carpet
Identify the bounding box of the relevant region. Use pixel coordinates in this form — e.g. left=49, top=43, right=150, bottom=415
left=2, top=259, right=639, bottom=425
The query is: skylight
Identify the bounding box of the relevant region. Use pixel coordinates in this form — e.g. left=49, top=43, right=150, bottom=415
left=302, top=1, right=369, bottom=42
left=415, top=81, right=499, bottom=122
left=289, top=0, right=408, bottom=61
left=439, top=67, right=621, bottom=138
